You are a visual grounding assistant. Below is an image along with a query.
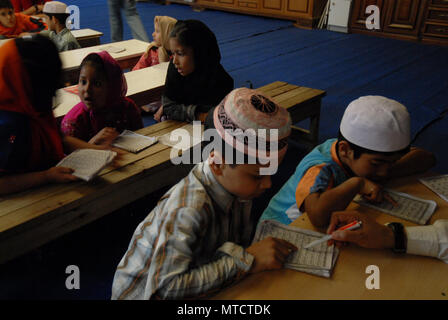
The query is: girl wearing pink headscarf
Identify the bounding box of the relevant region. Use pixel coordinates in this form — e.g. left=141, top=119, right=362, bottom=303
left=61, top=51, right=143, bottom=145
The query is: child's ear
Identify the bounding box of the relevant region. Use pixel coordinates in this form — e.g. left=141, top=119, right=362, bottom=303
left=209, top=150, right=225, bottom=176
left=338, top=141, right=353, bottom=159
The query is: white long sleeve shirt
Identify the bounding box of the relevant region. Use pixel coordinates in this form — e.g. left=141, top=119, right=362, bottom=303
left=406, top=220, right=448, bottom=263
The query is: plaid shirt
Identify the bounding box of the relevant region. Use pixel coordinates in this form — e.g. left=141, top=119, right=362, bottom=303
left=111, top=161, right=255, bottom=300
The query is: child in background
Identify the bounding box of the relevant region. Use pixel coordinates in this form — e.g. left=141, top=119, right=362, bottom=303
left=61, top=51, right=143, bottom=145
left=154, top=19, right=234, bottom=123
left=0, top=35, right=113, bottom=195
left=0, top=0, right=46, bottom=38
left=112, top=88, right=295, bottom=300
left=133, top=15, right=176, bottom=115
left=259, top=96, right=436, bottom=227
left=132, top=15, right=177, bottom=71
left=41, top=1, right=80, bottom=52
left=10, top=0, right=49, bottom=15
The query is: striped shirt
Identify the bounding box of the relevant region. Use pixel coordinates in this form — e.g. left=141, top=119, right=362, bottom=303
left=111, top=161, right=255, bottom=300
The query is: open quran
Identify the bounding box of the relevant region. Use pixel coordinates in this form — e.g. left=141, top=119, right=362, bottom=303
left=253, top=220, right=339, bottom=278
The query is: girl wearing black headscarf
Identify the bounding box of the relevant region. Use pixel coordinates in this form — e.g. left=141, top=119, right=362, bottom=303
left=154, top=20, right=234, bottom=123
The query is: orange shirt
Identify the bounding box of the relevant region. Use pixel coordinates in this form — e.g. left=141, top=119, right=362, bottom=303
left=0, top=13, right=47, bottom=37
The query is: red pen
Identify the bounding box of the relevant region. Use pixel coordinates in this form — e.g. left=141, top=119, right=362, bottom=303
left=304, top=220, right=362, bottom=249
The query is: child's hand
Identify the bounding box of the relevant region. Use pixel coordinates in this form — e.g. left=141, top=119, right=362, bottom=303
left=359, top=178, right=385, bottom=204
left=88, top=127, right=119, bottom=146
left=154, top=106, right=164, bottom=122
left=327, top=211, right=395, bottom=249
left=246, top=237, right=297, bottom=274
left=45, top=167, right=79, bottom=183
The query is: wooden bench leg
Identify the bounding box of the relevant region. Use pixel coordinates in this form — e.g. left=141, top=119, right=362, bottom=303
left=288, top=99, right=321, bottom=150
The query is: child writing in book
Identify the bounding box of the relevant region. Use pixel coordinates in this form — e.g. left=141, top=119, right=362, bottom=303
left=0, top=0, right=46, bottom=38
left=40, top=1, right=80, bottom=52
left=259, top=96, right=436, bottom=228
left=112, top=88, right=296, bottom=300
left=132, top=15, right=177, bottom=71
left=60, top=51, right=144, bottom=145
left=154, top=19, right=234, bottom=123
left=0, top=35, right=116, bottom=195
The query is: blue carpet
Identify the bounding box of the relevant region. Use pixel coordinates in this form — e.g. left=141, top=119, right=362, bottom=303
left=0, top=1, right=447, bottom=299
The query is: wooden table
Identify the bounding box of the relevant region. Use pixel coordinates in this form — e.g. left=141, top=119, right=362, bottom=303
left=71, top=28, right=104, bottom=48
left=60, top=39, right=150, bottom=85
left=0, top=121, right=193, bottom=264
left=53, top=62, right=168, bottom=118
left=1, top=29, right=103, bottom=49
left=257, top=81, right=326, bottom=149
left=214, top=174, right=448, bottom=300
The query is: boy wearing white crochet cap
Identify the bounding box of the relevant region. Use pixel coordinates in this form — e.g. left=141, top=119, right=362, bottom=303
left=41, top=1, right=79, bottom=51
left=260, top=96, right=436, bottom=228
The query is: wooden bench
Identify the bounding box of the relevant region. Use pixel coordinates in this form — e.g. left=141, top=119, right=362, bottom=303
left=53, top=62, right=169, bottom=118
left=71, top=28, right=104, bottom=48
left=60, top=39, right=150, bottom=86
left=257, top=81, right=326, bottom=149
left=0, top=121, right=193, bottom=264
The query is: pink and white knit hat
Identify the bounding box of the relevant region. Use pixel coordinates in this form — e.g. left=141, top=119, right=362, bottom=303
left=213, top=87, right=291, bottom=161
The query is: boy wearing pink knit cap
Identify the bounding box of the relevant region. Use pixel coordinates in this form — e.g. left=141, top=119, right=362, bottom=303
left=112, top=88, right=296, bottom=300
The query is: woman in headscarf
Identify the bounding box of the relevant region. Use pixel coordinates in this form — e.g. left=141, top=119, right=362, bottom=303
left=154, top=19, right=234, bottom=123
left=60, top=51, right=143, bottom=145
left=0, top=35, right=77, bottom=194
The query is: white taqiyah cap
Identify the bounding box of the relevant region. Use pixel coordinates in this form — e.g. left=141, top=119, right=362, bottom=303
left=43, top=1, right=69, bottom=14
left=340, top=96, right=411, bottom=152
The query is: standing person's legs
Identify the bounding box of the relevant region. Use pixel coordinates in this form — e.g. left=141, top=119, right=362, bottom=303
left=108, top=0, right=124, bottom=42
left=123, top=0, right=150, bottom=42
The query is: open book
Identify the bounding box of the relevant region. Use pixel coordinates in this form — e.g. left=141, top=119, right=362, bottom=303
left=419, top=175, right=448, bottom=203
left=112, top=130, right=158, bottom=153
left=354, top=189, right=437, bottom=225
left=99, top=46, right=126, bottom=54
left=158, top=124, right=203, bottom=151
left=253, top=220, right=339, bottom=278
left=56, top=149, right=117, bottom=182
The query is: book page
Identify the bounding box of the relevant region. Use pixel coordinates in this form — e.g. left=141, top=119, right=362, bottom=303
left=112, top=130, right=158, bottom=153
left=99, top=46, right=126, bottom=54
left=420, top=175, right=448, bottom=203
left=56, top=149, right=116, bottom=182
left=354, top=189, right=437, bottom=225
left=158, top=124, right=203, bottom=151
left=253, top=220, right=339, bottom=278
